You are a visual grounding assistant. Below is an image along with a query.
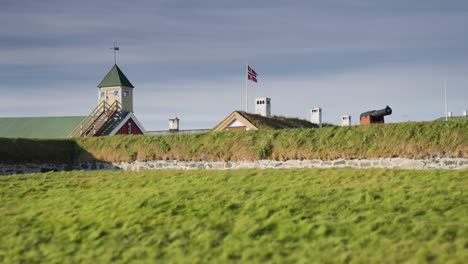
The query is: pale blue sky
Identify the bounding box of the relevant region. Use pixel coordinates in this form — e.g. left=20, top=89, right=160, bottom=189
left=1, top=0, right=467, bottom=130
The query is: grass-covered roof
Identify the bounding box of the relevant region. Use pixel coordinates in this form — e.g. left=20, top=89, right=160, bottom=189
left=237, top=111, right=318, bottom=129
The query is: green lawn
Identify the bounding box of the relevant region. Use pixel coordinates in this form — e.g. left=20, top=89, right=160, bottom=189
left=1, top=169, right=467, bottom=263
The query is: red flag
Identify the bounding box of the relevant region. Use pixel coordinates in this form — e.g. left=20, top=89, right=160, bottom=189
left=248, top=65, right=257, bottom=76
left=247, top=65, right=258, bottom=82
left=248, top=74, right=257, bottom=83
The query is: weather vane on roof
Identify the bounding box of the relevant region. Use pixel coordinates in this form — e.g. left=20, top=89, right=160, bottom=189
left=110, top=40, right=120, bottom=65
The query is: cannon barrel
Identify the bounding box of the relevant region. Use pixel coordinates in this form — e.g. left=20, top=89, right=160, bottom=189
left=371, top=105, right=392, bottom=118
left=360, top=105, right=392, bottom=119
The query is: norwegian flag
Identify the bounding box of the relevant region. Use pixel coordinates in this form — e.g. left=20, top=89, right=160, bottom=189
left=247, top=65, right=258, bottom=83
left=247, top=74, right=257, bottom=83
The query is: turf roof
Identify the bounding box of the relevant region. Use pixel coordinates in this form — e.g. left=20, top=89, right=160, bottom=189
left=237, top=111, right=317, bottom=129
left=0, top=116, right=85, bottom=139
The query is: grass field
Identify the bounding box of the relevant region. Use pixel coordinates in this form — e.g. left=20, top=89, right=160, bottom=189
left=1, top=168, right=467, bottom=263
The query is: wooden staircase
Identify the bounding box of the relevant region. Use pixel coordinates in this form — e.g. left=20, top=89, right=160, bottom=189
left=96, top=111, right=128, bottom=136
left=69, top=101, right=124, bottom=138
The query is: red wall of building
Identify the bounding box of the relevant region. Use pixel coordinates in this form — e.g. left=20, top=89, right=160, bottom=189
left=360, top=116, right=372, bottom=125
left=115, top=118, right=143, bottom=135
left=360, top=116, right=385, bottom=125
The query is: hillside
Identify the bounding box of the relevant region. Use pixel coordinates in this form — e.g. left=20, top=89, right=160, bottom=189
left=0, top=119, right=466, bottom=164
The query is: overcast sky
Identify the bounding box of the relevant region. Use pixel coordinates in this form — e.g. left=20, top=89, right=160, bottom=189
left=1, top=0, right=467, bottom=130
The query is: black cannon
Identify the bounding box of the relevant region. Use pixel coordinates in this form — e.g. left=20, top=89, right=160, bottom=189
left=360, top=105, right=392, bottom=125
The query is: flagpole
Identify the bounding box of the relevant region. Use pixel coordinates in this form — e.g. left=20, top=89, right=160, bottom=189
left=245, top=63, right=248, bottom=112
left=113, top=40, right=117, bottom=65
left=444, top=80, right=448, bottom=121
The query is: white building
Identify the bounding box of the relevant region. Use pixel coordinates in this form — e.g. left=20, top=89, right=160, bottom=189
left=311, top=107, right=322, bottom=128
left=341, top=115, right=351, bottom=126
left=169, top=117, right=180, bottom=131
left=255, top=97, right=271, bottom=117
left=97, top=64, right=135, bottom=113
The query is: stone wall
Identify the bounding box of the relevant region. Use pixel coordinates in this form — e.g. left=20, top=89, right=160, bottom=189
left=1, top=157, right=467, bottom=175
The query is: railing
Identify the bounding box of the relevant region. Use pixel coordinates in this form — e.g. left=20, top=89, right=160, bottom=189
left=92, top=101, right=122, bottom=136
left=68, top=101, right=121, bottom=138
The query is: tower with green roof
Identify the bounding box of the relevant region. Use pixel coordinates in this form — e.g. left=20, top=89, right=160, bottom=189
left=97, top=64, right=135, bottom=113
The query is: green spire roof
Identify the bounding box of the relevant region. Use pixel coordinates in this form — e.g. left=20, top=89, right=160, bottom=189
left=98, top=64, right=134, bottom=88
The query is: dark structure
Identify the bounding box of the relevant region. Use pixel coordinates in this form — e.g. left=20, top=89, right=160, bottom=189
left=360, top=106, right=392, bottom=125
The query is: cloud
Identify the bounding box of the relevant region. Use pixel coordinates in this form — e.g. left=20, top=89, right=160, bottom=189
left=1, top=2, right=467, bottom=67
left=0, top=0, right=467, bottom=130
left=0, top=84, right=96, bottom=117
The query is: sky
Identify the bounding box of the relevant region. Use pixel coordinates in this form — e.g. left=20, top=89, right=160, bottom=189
left=1, top=0, right=467, bottom=130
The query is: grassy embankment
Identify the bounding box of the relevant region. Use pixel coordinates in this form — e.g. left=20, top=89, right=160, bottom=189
left=0, top=119, right=466, bottom=164
left=1, top=168, right=467, bottom=263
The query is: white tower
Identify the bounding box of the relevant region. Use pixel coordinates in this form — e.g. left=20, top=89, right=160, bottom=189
left=169, top=117, right=180, bottom=131
left=97, top=64, right=135, bottom=113
left=341, top=115, right=351, bottom=126
left=255, top=97, right=271, bottom=117
left=311, top=107, right=322, bottom=128
left=463, top=110, right=467, bottom=117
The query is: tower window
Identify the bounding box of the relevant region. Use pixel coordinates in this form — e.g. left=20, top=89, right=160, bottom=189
left=114, top=90, right=119, bottom=96
left=124, top=91, right=130, bottom=97
left=100, top=91, right=105, bottom=97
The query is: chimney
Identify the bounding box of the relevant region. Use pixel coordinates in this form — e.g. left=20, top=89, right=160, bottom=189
left=255, top=97, right=271, bottom=117
left=341, top=115, right=351, bottom=126
left=463, top=110, right=467, bottom=117
left=169, top=117, right=179, bottom=132
left=311, top=107, right=322, bottom=128
left=447, top=112, right=453, bottom=118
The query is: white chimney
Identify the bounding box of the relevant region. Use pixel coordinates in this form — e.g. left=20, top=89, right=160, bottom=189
left=255, top=97, right=271, bottom=117
left=311, top=107, right=322, bottom=128
left=169, top=117, right=179, bottom=131
left=341, top=115, right=351, bottom=126
left=447, top=112, right=453, bottom=118
left=463, top=110, right=467, bottom=117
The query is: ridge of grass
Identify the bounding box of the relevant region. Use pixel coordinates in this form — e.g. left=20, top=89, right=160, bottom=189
left=0, top=119, right=466, bottom=164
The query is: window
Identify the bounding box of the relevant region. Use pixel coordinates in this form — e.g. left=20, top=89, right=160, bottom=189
left=100, top=91, right=105, bottom=97
left=114, top=90, right=119, bottom=96
left=124, top=91, right=130, bottom=97
left=127, top=123, right=132, bottom=134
